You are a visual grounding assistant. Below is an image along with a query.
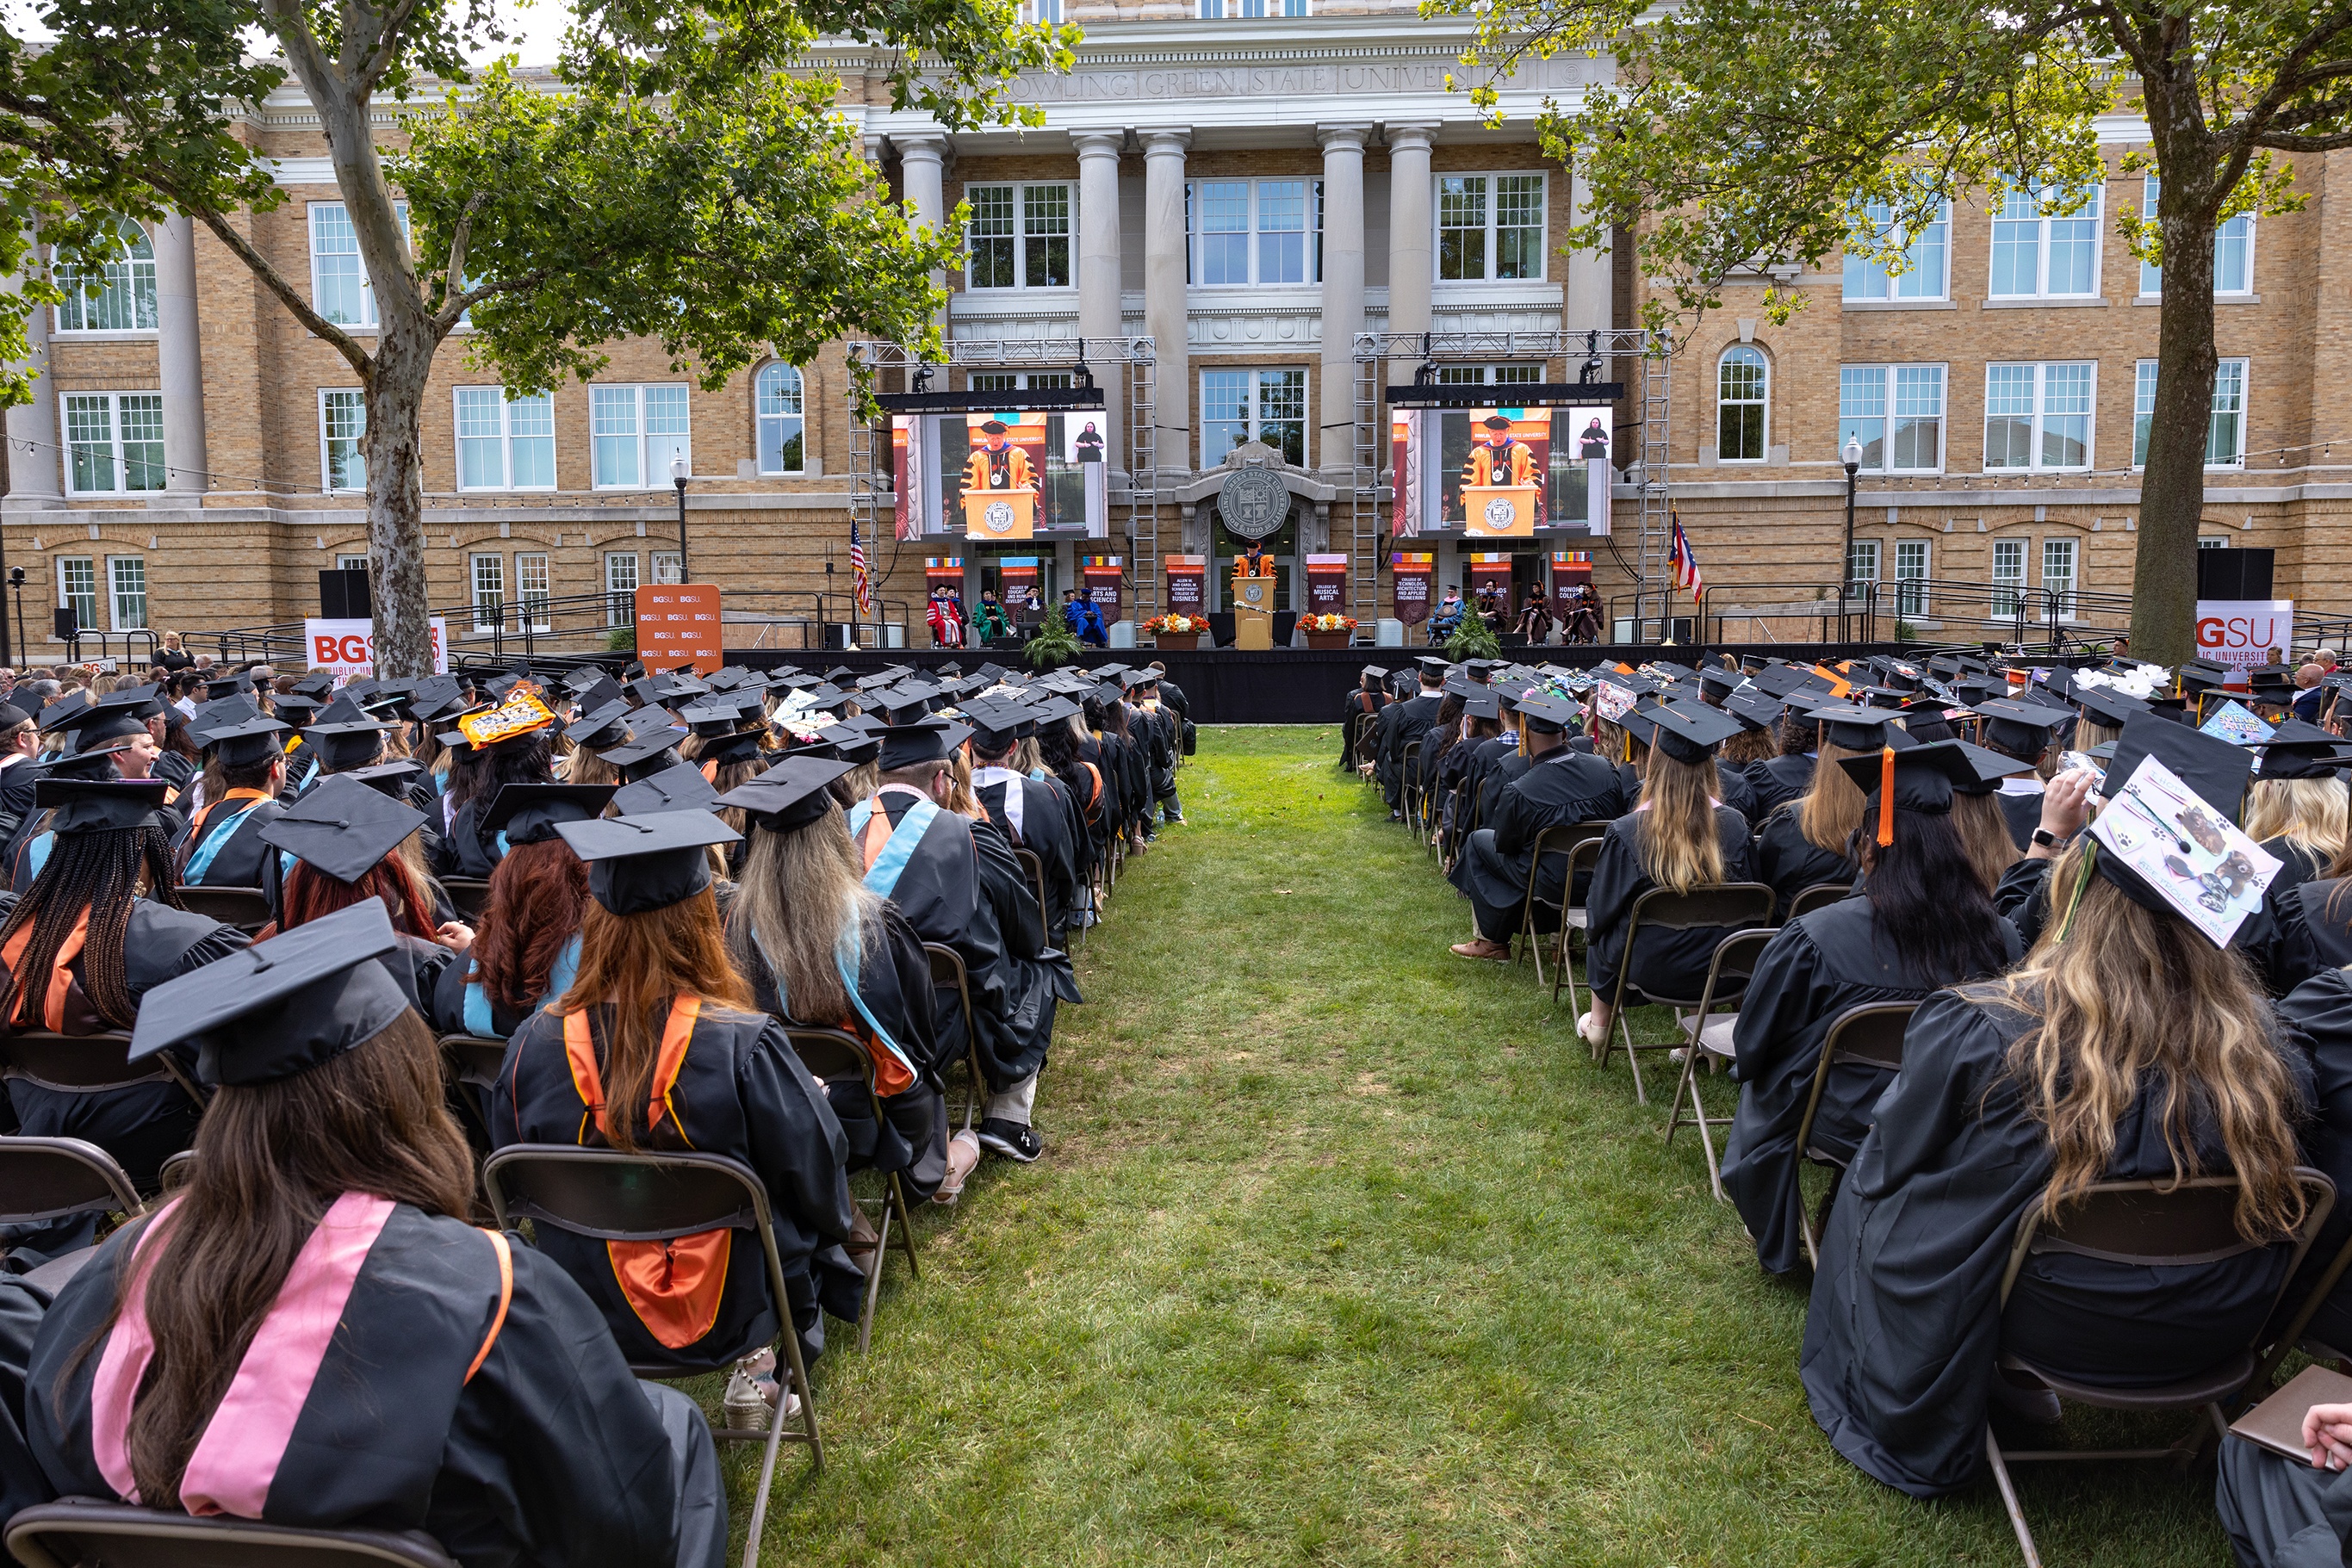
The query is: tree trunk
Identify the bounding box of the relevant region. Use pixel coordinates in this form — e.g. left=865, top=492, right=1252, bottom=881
left=364, top=319, right=438, bottom=679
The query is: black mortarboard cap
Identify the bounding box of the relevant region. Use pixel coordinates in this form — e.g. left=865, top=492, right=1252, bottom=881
left=717, top=757, right=855, bottom=833
left=1516, top=693, right=1579, bottom=734
left=1724, top=693, right=1784, bottom=732
left=482, top=783, right=617, bottom=846
left=558, top=810, right=740, bottom=916
left=1805, top=703, right=1901, bottom=753
left=34, top=778, right=171, bottom=834
left=566, top=698, right=636, bottom=749
left=127, top=899, right=413, bottom=1088
left=1641, top=700, right=1743, bottom=765
left=1750, top=665, right=1812, bottom=699
left=1415, top=656, right=1450, bottom=676
left=1975, top=698, right=2073, bottom=757
left=344, top=759, right=425, bottom=800
left=2257, top=718, right=2352, bottom=781
left=1952, top=740, right=2038, bottom=796
left=611, top=760, right=720, bottom=817
left=598, top=734, right=684, bottom=782
left=255, top=774, right=427, bottom=883
left=202, top=716, right=293, bottom=769
left=35, top=691, right=89, bottom=734
left=1835, top=739, right=1975, bottom=817
left=202, top=673, right=253, bottom=700
left=272, top=694, right=324, bottom=728
left=2070, top=683, right=2151, bottom=728
left=307, top=719, right=397, bottom=771
left=290, top=672, right=337, bottom=699
left=1462, top=692, right=1501, bottom=722
left=877, top=718, right=959, bottom=771
left=2101, top=710, right=2252, bottom=821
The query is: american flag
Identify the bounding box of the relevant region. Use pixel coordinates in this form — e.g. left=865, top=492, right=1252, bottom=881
left=850, top=519, right=873, bottom=618
left=1668, top=512, right=1704, bottom=600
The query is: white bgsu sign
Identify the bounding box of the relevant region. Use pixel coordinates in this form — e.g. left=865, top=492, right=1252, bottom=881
left=2194, top=600, right=2293, bottom=671
left=305, top=617, right=450, bottom=675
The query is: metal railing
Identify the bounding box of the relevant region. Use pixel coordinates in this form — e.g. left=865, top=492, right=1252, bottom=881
left=1687, top=577, right=2119, bottom=653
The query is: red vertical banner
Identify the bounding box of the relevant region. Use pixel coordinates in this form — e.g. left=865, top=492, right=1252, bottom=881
left=1083, top=555, right=1124, bottom=623
left=924, top=557, right=963, bottom=590
left=1304, top=553, right=1348, bottom=616
left=1466, top=552, right=1515, bottom=602
left=1549, top=550, right=1592, bottom=593
left=1391, top=551, right=1433, bottom=627
left=1390, top=409, right=1421, bottom=537
left=1164, top=554, right=1207, bottom=617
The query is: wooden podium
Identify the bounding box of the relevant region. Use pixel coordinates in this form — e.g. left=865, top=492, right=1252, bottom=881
left=1231, top=572, right=1275, bottom=651
left=963, top=488, right=1037, bottom=541
left=1462, top=482, right=1539, bottom=538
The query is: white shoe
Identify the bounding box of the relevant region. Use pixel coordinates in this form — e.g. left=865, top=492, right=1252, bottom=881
left=1577, top=1012, right=1608, bottom=1050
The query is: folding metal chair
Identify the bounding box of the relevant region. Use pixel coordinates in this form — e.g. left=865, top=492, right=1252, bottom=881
left=1790, top=1001, right=1919, bottom=1262
left=785, top=1028, right=920, bottom=1355
left=0, top=1134, right=145, bottom=1291
left=8, top=1499, right=459, bottom=1568
left=1663, top=926, right=1782, bottom=1201
left=1010, top=846, right=1052, bottom=948
left=923, top=943, right=990, bottom=1133
left=1511, top=821, right=1610, bottom=991
left=1982, top=1169, right=2336, bottom=1568
left=1597, top=883, right=1778, bottom=1104
left=175, top=883, right=272, bottom=932
left=441, top=878, right=492, bottom=922
left=482, top=1146, right=820, bottom=1566
left=1550, top=835, right=1610, bottom=1012
left=1784, top=882, right=1854, bottom=920
left=1399, top=740, right=1423, bottom=834
left=1346, top=710, right=1380, bottom=777
left=437, top=1033, right=510, bottom=1152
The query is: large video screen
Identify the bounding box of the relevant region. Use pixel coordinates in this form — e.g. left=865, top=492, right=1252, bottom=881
left=893, top=410, right=1108, bottom=541
left=1392, top=403, right=1612, bottom=537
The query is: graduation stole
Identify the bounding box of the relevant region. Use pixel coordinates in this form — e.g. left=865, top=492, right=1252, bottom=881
left=181, top=788, right=273, bottom=881
left=747, top=920, right=915, bottom=1093
left=461, top=933, right=581, bottom=1039
left=847, top=789, right=940, bottom=902
left=0, top=905, right=90, bottom=1032
left=561, top=996, right=731, bottom=1350
left=972, top=765, right=1027, bottom=842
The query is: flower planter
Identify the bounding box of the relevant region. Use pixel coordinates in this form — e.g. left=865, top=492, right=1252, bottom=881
left=1153, top=631, right=1201, bottom=651
left=1303, top=631, right=1353, bottom=650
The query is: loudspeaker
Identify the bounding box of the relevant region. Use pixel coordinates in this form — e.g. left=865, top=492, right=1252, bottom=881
left=2196, top=547, right=2274, bottom=600
left=319, top=568, right=371, bottom=619
left=52, top=607, right=77, bottom=641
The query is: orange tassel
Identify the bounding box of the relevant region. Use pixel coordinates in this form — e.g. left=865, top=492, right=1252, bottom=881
left=1877, top=744, right=1896, bottom=847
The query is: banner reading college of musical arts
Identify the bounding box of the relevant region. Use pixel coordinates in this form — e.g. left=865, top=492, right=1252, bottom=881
left=1305, top=553, right=1348, bottom=616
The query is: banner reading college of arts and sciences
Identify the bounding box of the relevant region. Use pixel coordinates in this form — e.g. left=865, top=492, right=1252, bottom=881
left=1083, top=555, right=1125, bottom=623
left=1304, top=554, right=1348, bottom=616
left=1550, top=550, right=1593, bottom=592
left=1164, top=555, right=1207, bottom=617
left=1391, top=552, right=1433, bottom=627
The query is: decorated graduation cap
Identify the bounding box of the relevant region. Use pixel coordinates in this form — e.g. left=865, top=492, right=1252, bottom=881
left=598, top=733, right=685, bottom=783
left=717, top=756, right=854, bottom=833
left=34, top=778, right=173, bottom=834
left=481, top=783, right=617, bottom=846
left=202, top=715, right=292, bottom=769
left=2082, top=747, right=2280, bottom=945
left=2101, top=710, right=2253, bottom=822
left=1974, top=697, right=2074, bottom=757
left=2256, top=717, right=2352, bottom=780
left=611, top=760, right=719, bottom=817
left=127, top=898, right=413, bottom=1088
left=256, top=774, right=427, bottom=883
left=557, top=809, right=740, bottom=917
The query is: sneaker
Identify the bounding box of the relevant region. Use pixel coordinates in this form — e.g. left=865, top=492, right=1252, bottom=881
left=1162, top=811, right=1185, bottom=825
left=977, top=1118, right=1044, bottom=1162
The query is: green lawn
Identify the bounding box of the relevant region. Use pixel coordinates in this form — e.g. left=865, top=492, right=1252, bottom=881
left=742, top=726, right=2228, bottom=1567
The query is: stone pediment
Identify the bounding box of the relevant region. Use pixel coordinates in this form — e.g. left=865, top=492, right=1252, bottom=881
left=1173, top=443, right=1337, bottom=505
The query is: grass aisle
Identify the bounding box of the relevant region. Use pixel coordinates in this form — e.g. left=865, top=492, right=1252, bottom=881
left=757, top=726, right=2223, bottom=1566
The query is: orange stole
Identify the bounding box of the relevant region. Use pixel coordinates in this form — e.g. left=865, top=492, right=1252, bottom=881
left=559, top=997, right=731, bottom=1349
left=0, top=906, right=90, bottom=1032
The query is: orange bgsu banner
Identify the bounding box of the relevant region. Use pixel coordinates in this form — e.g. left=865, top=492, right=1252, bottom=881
left=636, top=584, right=724, bottom=673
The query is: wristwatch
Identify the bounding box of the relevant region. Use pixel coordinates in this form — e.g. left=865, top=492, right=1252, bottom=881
left=2031, top=827, right=2068, bottom=849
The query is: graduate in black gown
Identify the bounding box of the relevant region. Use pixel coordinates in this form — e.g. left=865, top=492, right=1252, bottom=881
left=850, top=719, right=1077, bottom=1163
left=1577, top=702, right=1757, bottom=1046
left=2244, top=720, right=2352, bottom=898
left=1801, top=835, right=2316, bottom=1499
left=29, top=900, right=723, bottom=1568
left=1747, top=701, right=1821, bottom=819
left=1341, top=666, right=1389, bottom=770
left=171, top=717, right=291, bottom=888
left=258, top=776, right=467, bottom=1019
left=1721, top=742, right=2021, bottom=1274
left=1377, top=658, right=1447, bottom=819
left=497, top=808, right=862, bottom=1379
left=1973, top=697, right=2070, bottom=851
left=1447, top=693, right=1624, bottom=960
left=965, top=697, right=1083, bottom=943
left=428, top=784, right=611, bottom=1041
left=1750, top=703, right=1887, bottom=910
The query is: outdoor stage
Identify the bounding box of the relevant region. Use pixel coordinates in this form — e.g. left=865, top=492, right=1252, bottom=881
left=720, top=642, right=1999, bottom=725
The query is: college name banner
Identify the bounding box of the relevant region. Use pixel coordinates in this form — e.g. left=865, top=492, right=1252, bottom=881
left=635, top=584, right=724, bottom=674
left=2196, top=599, right=2294, bottom=671
left=1466, top=551, right=1515, bottom=603
left=924, top=556, right=964, bottom=587
left=1551, top=550, right=1592, bottom=589
left=1391, top=551, right=1434, bottom=627
left=1304, top=553, right=1349, bottom=616
left=1083, top=555, right=1125, bottom=622
left=306, top=617, right=449, bottom=676
left=1164, top=554, right=1207, bottom=616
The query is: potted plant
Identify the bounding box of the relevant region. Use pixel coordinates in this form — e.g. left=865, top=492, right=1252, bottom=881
left=1025, top=616, right=1082, bottom=671
left=1300, top=613, right=1357, bottom=650
left=1144, top=612, right=1207, bottom=651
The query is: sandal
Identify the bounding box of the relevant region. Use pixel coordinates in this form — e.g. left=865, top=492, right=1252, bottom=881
left=932, top=1130, right=982, bottom=1207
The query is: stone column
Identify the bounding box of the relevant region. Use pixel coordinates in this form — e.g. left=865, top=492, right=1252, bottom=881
left=1385, top=124, right=1437, bottom=348
left=1140, top=128, right=1190, bottom=482
left=1316, top=124, right=1371, bottom=480
left=1074, top=129, right=1125, bottom=477
left=152, top=214, right=209, bottom=498
left=3, top=232, right=61, bottom=508
left=896, top=134, right=949, bottom=325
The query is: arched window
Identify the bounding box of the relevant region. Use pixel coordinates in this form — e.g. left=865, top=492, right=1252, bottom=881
left=755, top=363, right=804, bottom=475
left=1716, top=344, right=1768, bottom=462
left=54, top=221, right=158, bottom=333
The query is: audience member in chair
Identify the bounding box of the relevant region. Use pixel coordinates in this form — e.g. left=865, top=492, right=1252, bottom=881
left=1800, top=836, right=2313, bottom=1499
left=27, top=901, right=723, bottom=1568
left=428, top=784, right=611, bottom=1041
left=1750, top=703, right=1886, bottom=912
left=1448, top=693, right=1624, bottom=962
left=1719, top=743, right=2020, bottom=1275
left=2218, top=1394, right=2352, bottom=1568
left=0, top=780, right=247, bottom=1205
left=1575, top=703, right=1755, bottom=1050
left=2243, top=719, right=2351, bottom=896
left=171, top=718, right=289, bottom=889
left=721, top=758, right=970, bottom=1210
left=494, top=809, right=861, bottom=1404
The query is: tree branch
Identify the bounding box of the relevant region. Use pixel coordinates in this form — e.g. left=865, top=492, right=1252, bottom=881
left=2242, top=1, right=2352, bottom=132
left=354, top=0, right=431, bottom=96
left=432, top=189, right=483, bottom=330
left=2250, top=126, right=2352, bottom=152
left=173, top=196, right=376, bottom=382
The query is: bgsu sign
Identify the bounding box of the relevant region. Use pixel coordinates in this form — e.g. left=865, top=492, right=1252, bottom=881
left=306, top=617, right=449, bottom=675
left=2194, top=599, right=2293, bottom=670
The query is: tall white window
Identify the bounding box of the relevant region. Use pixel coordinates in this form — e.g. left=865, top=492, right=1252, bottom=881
left=1200, top=369, right=1306, bottom=468
left=2132, top=358, right=2248, bottom=468
left=755, top=363, right=805, bottom=474
left=2043, top=537, right=2079, bottom=618
left=1892, top=539, right=1930, bottom=616
left=307, top=201, right=408, bottom=328
left=1437, top=174, right=1545, bottom=282
left=605, top=552, right=639, bottom=626
left=1991, top=538, right=2027, bottom=616
left=1716, top=345, right=1768, bottom=462
left=1846, top=537, right=1879, bottom=586
left=61, top=392, right=165, bottom=494
left=53, top=222, right=158, bottom=332
left=108, top=556, right=148, bottom=631
left=2140, top=178, right=2255, bottom=296
left=1187, top=179, right=1322, bottom=286
left=320, top=389, right=368, bottom=493
left=1841, top=200, right=1950, bottom=301
left=337, top=554, right=370, bottom=573
left=469, top=553, right=506, bottom=633
left=1989, top=181, right=2102, bottom=298
left=590, top=385, right=691, bottom=488
left=1838, top=365, right=1945, bottom=474
left=1984, top=362, right=2093, bottom=470
left=966, top=183, right=1072, bottom=289
left=56, top=558, right=97, bottom=635
left=454, top=387, right=555, bottom=492
left=1030, top=0, right=1061, bottom=18
left=515, top=551, right=552, bottom=632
